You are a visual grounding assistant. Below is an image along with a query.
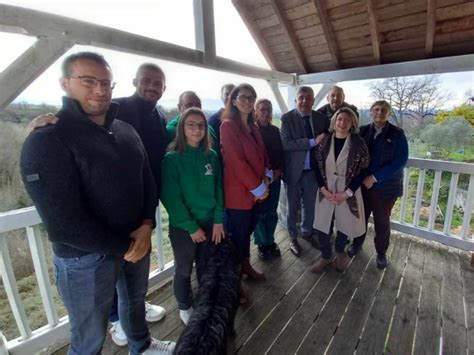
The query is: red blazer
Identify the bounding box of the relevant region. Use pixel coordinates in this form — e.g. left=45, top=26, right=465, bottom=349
left=220, top=119, right=268, bottom=210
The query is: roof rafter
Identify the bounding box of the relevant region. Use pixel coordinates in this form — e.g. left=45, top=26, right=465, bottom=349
left=312, top=0, right=340, bottom=68
left=366, top=0, right=381, bottom=64
left=232, top=0, right=280, bottom=71
left=270, top=0, right=309, bottom=74
left=425, top=0, right=436, bottom=57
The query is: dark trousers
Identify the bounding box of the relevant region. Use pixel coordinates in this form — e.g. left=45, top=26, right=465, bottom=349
left=317, top=230, right=349, bottom=260
left=254, top=179, right=281, bottom=247
left=169, top=223, right=213, bottom=310
left=352, top=188, right=397, bottom=255
left=225, top=206, right=259, bottom=262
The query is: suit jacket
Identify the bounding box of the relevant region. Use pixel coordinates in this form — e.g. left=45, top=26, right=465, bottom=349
left=220, top=119, right=268, bottom=210
left=280, top=109, right=329, bottom=185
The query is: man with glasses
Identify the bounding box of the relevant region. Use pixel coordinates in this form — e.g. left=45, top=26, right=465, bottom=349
left=280, top=86, right=328, bottom=257
left=21, top=52, right=175, bottom=354
left=26, top=61, right=170, bottom=348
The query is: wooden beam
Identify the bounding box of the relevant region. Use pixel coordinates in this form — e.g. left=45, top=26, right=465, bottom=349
left=366, top=0, right=381, bottom=64
left=313, top=82, right=334, bottom=108
left=232, top=0, right=280, bottom=71
left=270, top=0, right=309, bottom=74
left=0, top=4, right=295, bottom=85
left=0, top=37, right=73, bottom=109
left=193, top=0, right=216, bottom=64
left=312, top=0, right=340, bottom=68
left=426, top=0, right=436, bottom=57
left=298, top=54, right=474, bottom=84
left=267, top=80, right=288, bottom=113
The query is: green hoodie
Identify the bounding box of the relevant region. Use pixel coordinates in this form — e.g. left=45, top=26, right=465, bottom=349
left=161, top=145, right=224, bottom=233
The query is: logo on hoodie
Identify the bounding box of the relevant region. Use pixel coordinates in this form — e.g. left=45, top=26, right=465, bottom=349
left=204, top=163, right=213, bottom=176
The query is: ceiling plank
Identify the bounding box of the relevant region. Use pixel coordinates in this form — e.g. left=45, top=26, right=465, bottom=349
left=366, top=0, right=381, bottom=64
left=232, top=0, right=280, bottom=71
left=426, top=0, right=436, bottom=57
left=270, top=0, right=309, bottom=73
left=312, top=0, right=341, bottom=68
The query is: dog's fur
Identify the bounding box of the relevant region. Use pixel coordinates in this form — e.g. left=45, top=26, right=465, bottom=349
left=174, top=238, right=240, bottom=355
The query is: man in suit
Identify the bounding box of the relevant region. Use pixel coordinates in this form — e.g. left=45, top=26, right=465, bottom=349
left=280, top=86, right=329, bottom=256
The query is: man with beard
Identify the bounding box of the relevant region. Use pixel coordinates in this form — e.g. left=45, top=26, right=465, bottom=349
left=21, top=52, right=175, bottom=354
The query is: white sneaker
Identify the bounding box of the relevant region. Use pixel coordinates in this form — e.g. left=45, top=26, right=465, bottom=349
left=139, top=338, right=176, bottom=354
left=179, top=307, right=193, bottom=325
left=109, top=321, right=128, bottom=347
left=145, top=302, right=166, bottom=322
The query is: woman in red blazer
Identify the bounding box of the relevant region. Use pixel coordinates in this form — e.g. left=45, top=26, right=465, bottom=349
left=220, top=84, right=272, bottom=300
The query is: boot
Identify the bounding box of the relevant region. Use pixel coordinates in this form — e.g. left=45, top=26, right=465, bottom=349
left=311, top=257, right=332, bottom=274
left=241, top=259, right=265, bottom=281
left=335, top=252, right=351, bottom=272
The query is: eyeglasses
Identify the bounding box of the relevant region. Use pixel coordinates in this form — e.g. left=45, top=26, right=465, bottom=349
left=237, top=95, right=256, bottom=104
left=185, top=122, right=206, bottom=131
left=67, top=76, right=116, bottom=90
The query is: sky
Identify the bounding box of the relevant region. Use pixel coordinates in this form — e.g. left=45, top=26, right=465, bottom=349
left=0, top=0, right=473, bottom=113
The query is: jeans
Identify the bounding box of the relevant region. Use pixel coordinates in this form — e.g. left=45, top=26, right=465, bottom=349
left=254, top=179, right=281, bottom=247
left=317, top=230, right=349, bottom=260
left=285, top=170, right=318, bottom=240
left=54, top=252, right=151, bottom=355
left=169, top=223, right=213, bottom=310
left=225, top=206, right=259, bottom=262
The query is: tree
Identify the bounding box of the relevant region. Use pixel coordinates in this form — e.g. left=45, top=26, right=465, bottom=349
left=436, top=103, right=474, bottom=126
left=369, top=75, right=450, bottom=129
left=420, top=118, right=474, bottom=158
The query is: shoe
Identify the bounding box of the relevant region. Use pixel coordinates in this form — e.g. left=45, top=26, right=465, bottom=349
left=268, top=243, right=281, bottom=258
left=138, top=338, right=176, bottom=354
left=290, top=240, right=302, bottom=257
left=241, top=259, right=265, bottom=281
left=145, top=302, right=166, bottom=322
left=301, top=231, right=320, bottom=249
left=258, top=245, right=271, bottom=260
left=311, top=257, right=332, bottom=274
left=179, top=307, right=193, bottom=325
left=347, top=244, right=360, bottom=258
left=109, top=321, right=128, bottom=347
left=376, top=254, right=389, bottom=269
left=335, top=252, right=351, bottom=272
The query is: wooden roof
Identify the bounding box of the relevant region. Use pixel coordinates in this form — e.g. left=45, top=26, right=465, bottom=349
left=232, top=0, right=474, bottom=74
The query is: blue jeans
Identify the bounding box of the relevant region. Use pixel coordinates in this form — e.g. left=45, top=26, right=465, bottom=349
left=54, top=252, right=151, bottom=355
left=225, top=206, right=259, bottom=262
left=285, top=170, right=318, bottom=240
left=254, top=179, right=281, bottom=246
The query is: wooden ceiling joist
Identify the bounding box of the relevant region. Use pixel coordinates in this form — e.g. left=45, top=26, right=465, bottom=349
left=270, top=0, right=309, bottom=74
left=232, top=0, right=280, bottom=71
left=366, top=0, right=381, bottom=64
left=426, top=0, right=436, bottom=57
left=312, top=0, right=341, bottom=68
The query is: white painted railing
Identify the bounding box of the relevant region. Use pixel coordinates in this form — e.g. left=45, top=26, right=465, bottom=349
left=0, top=207, right=174, bottom=355
left=392, top=158, right=474, bottom=251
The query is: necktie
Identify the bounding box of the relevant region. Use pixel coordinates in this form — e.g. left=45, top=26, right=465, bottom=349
left=303, top=116, right=314, bottom=139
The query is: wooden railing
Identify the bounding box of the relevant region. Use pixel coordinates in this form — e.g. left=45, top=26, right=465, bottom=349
left=0, top=158, right=473, bottom=354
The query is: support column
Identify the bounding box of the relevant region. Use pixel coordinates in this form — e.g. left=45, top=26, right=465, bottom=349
left=267, top=80, right=288, bottom=114
left=287, top=85, right=297, bottom=111
left=193, top=0, right=216, bottom=65
left=313, top=82, right=333, bottom=109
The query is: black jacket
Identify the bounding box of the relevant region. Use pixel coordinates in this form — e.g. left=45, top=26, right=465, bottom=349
left=114, top=94, right=168, bottom=198
left=317, top=102, right=359, bottom=121
left=20, top=97, right=157, bottom=258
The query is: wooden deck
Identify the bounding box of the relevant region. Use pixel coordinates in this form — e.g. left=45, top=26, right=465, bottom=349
left=56, top=225, right=474, bottom=354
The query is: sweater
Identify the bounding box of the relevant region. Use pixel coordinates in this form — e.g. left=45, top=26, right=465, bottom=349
left=20, top=97, right=157, bottom=258
left=161, top=146, right=224, bottom=233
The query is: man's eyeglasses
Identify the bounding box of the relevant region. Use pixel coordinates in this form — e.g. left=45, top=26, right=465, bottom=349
left=185, top=122, right=206, bottom=131
left=67, top=76, right=116, bottom=90
left=237, top=95, right=256, bottom=104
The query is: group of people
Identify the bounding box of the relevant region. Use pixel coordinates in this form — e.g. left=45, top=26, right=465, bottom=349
left=20, top=51, right=408, bottom=355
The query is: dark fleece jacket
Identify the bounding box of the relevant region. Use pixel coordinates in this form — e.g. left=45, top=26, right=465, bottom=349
left=20, top=97, right=157, bottom=258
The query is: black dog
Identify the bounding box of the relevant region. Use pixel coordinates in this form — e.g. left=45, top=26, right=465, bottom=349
left=174, top=238, right=240, bottom=355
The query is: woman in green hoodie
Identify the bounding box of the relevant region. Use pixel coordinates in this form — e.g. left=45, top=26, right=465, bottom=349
left=161, top=108, right=225, bottom=326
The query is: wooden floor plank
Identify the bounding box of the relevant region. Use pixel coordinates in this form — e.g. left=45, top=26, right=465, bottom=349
left=296, top=244, right=374, bottom=354
left=460, top=250, right=474, bottom=354
left=413, top=245, right=442, bottom=355
left=385, top=241, right=425, bottom=354
left=441, top=246, right=467, bottom=354
left=325, top=237, right=401, bottom=355
left=356, top=237, right=411, bottom=354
